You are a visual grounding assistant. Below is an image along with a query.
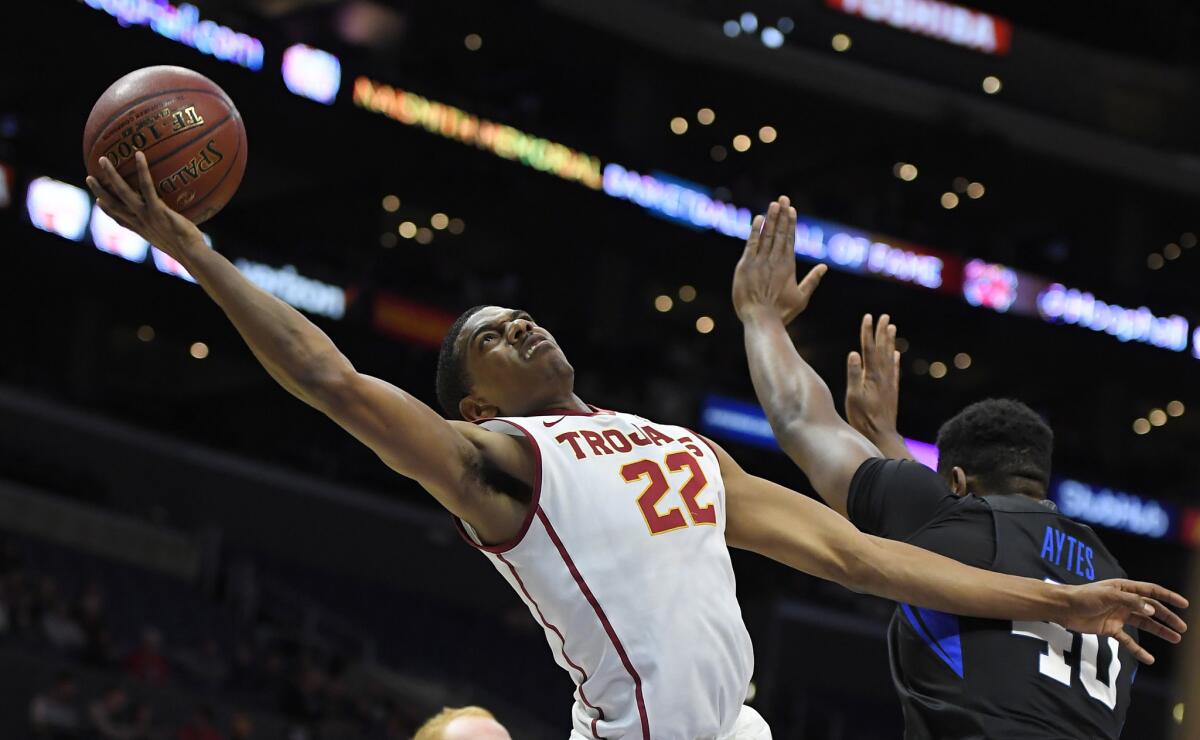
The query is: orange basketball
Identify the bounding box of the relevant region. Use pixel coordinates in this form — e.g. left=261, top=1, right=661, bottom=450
left=83, top=65, right=247, bottom=225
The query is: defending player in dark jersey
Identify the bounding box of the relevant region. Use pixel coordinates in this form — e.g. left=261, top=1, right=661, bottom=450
left=732, top=197, right=1190, bottom=739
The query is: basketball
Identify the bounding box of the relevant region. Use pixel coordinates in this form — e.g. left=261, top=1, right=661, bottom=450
left=83, top=65, right=247, bottom=225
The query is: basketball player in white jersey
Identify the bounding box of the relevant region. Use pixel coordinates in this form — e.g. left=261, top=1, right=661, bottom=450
left=88, top=156, right=1186, bottom=740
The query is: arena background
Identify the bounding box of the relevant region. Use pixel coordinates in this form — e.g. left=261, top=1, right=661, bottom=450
left=1, top=1, right=1197, bottom=737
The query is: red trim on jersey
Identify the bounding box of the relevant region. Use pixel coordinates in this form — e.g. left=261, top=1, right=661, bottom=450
left=452, top=419, right=542, bottom=554
left=531, top=404, right=615, bottom=417
left=538, top=509, right=651, bottom=740
left=497, top=553, right=607, bottom=739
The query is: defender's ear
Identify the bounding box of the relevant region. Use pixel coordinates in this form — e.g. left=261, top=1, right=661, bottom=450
left=950, top=466, right=969, bottom=497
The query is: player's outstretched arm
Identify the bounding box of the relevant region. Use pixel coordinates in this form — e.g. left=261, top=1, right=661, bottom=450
left=732, top=196, right=879, bottom=516
left=845, top=313, right=913, bottom=461
left=717, top=439, right=1188, bottom=664
left=86, top=154, right=528, bottom=542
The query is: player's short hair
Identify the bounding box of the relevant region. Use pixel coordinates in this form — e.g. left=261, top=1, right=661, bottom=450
left=935, top=398, right=1053, bottom=496
left=436, top=305, right=488, bottom=419
left=414, top=706, right=497, bottom=740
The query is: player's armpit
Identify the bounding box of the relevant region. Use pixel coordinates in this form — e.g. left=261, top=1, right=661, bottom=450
left=313, top=372, right=531, bottom=542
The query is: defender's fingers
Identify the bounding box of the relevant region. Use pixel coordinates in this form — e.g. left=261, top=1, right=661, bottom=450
left=1143, top=598, right=1187, bottom=634
left=771, top=197, right=791, bottom=259
left=745, top=215, right=765, bottom=257
left=797, top=263, right=827, bottom=297
left=784, top=206, right=797, bottom=258
left=1130, top=613, right=1183, bottom=644
left=874, top=315, right=891, bottom=361
left=98, top=156, right=143, bottom=210
left=847, top=351, right=863, bottom=383
left=134, top=151, right=160, bottom=204
left=1112, top=628, right=1155, bottom=665
left=760, top=201, right=781, bottom=256
left=860, top=314, right=875, bottom=357
left=1121, top=580, right=1190, bottom=609
left=893, top=351, right=902, bottom=379
left=885, top=323, right=898, bottom=356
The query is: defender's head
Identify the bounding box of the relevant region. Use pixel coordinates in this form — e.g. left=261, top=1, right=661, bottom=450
left=414, top=706, right=512, bottom=740
left=935, top=398, right=1053, bottom=499
left=436, top=305, right=575, bottom=421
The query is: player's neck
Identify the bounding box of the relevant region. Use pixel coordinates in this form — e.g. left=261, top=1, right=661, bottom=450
left=526, top=393, right=591, bottom=416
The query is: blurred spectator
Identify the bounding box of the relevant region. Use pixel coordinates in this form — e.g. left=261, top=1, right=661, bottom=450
left=130, top=702, right=159, bottom=740
left=125, top=626, right=171, bottom=685
left=228, top=712, right=253, bottom=740
left=74, top=579, right=117, bottom=666
left=177, top=706, right=224, bottom=740
left=173, top=636, right=229, bottom=691
left=29, top=671, right=82, bottom=739
left=88, top=686, right=138, bottom=740
left=281, top=662, right=327, bottom=721
left=42, top=599, right=87, bottom=655
left=413, top=707, right=511, bottom=740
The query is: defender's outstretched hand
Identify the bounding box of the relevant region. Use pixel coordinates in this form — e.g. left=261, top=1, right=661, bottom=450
left=85, top=151, right=203, bottom=260
left=845, top=313, right=912, bottom=460
left=1059, top=579, right=1188, bottom=665
left=732, top=195, right=827, bottom=324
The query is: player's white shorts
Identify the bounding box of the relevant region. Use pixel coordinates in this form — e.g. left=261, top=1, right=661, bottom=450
left=568, top=705, right=771, bottom=740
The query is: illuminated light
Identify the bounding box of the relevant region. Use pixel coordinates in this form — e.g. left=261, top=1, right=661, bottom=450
left=1175, top=703, right=1185, bottom=724
left=448, top=217, right=465, bottom=234
left=1164, top=243, right=1182, bottom=260
left=0, top=161, right=11, bottom=209
left=1194, top=326, right=1200, bottom=359
left=382, top=195, right=400, bottom=212
left=431, top=213, right=449, bottom=230
left=895, top=163, right=918, bottom=181
left=952, top=176, right=969, bottom=193
left=1147, top=253, right=1164, bottom=270
left=758, top=126, right=777, bottom=143
left=679, top=285, right=697, bottom=302
left=697, top=107, right=716, bottom=125
left=415, top=227, right=434, bottom=244
left=398, top=221, right=417, bottom=238
left=913, top=358, right=929, bottom=375
left=235, top=260, right=346, bottom=319
left=1167, top=400, right=1185, bottom=417
left=282, top=44, right=341, bottom=105
left=90, top=203, right=150, bottom=263
left=967, top=182, right=985, bottom=199
left=1182, top=232, right=1197, bottom=248
left=826, top=0, right=1013, bottom=55
left=732, top=134, right=752, bottom=152
left=953, top=352, right=971, bottom=369
left=189, top=342, right=209, bottom=359
left=1037, top=283, right=1190, bottom=352
left=940, top=192, right=959, bottom=209
left=655, top=295, right=673, bottom=312
left=602, top=164, right=752, bottom=238
left=746, top=682, right=757, bottom=703
left=1149, top=408, right=1168, bottom=427
left=778, top=17, right=795, bottom=33
left=380, top=232, right=397, bottom=248
left=929, top=361, right=947, bottom=378
left=372, top=292, right=456, bottom=348
left=761, top=27, right=785, bottom=48
left=895, top=337, right=909, bottom=352
left=464, top=33, right=483, bottom=51
left=723, top=20, right=741, bottom=37
left=27, top=177, right=91, bottom=241
left=670, top=116, right=689, bottom=135
left=1054, top=479, right=1171, bottom=539
left=982, top=75, right=1002, bottom=94
left=962, top=259, right=1018, bottom=313
left=831, top=33, right=852, bottom=51
left=83, top=0, right=264, bottom=70
left=710, top=145, right=728, bottom=162
left=740, top=12, right=758, bottom=32
left=137, top=325, right=155, bottom=342
left=1133, top=418, right=1151, bottom=435
left=696, top=316, right=715, bottom=334
left=352, top=77, right=603, bottom=189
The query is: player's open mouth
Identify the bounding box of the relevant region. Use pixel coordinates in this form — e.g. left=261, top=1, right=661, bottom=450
left=523, top=337, right=550, bottom=360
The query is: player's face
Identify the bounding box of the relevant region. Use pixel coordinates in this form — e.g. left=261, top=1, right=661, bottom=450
left=459, top=306, right=574, bottom=418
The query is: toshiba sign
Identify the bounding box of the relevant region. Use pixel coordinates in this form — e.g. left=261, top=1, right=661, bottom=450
left=826, top=0, right=1012, bottom=55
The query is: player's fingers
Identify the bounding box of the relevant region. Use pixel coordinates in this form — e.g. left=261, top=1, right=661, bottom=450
left=98, top=156, right=143, bottom=210
left=1120, top=580, right=1190, bottom=609
left=760, top=201, right=780, bottom=257
left=1143, top=598, right=1187, bottom=635
left=745, top=215, right=764, bottom=257
left=133, top=151, right=161, bottom=206
left=771, top=196, right=791, bottom=260
left=797, top=262, right=827, bottom=299
left=1130, top=613, right=1183, bottom=644
left=875, top=314, right=891, bottom=362
left=1112, top=627, right=1155, bottom=665
left=886, top=323, right=898, bottom=357
left=847, top=351, right=863, bottom=384
left=86, top=177, right=138, bottom=225
left=893, top=351, right=902, bottom=381
left=784, top=206, right=797, bottom=259
left=860, top=314, right=875, bottom=357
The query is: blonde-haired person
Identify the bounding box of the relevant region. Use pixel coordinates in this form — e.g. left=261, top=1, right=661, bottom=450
left=414, top=706, right=511, bottom=740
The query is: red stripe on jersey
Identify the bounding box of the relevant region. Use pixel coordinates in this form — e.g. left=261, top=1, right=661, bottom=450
left=453, top=418, right=543, bottom=553
left=497, top=551, right=606, bottom=738
left=538, top=509, right=651, bottom=740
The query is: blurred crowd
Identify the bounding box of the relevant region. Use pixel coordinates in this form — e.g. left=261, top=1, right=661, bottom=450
left=1, top=537, right=427, bottom=740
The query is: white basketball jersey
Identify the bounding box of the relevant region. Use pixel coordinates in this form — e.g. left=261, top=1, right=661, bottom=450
left=455, top=408, right=754, bottom=740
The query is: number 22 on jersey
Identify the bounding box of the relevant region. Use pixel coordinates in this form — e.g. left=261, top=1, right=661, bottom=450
left=620, top=451, right=716, bottom=535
